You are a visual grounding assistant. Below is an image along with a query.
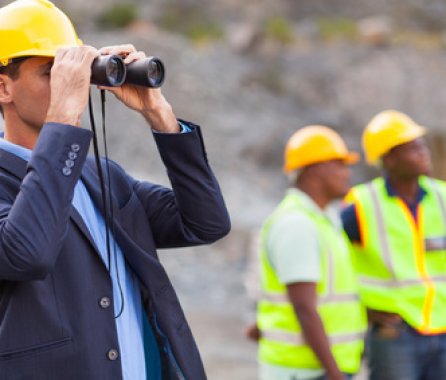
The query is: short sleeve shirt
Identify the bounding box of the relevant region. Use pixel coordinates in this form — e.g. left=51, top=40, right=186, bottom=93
left=267, top=188, right=342, bottom=285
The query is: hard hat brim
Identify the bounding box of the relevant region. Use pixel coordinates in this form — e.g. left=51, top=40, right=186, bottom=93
left=0, top=37, right=83, bottom=66
left=6, top=42, right=83, bottom=62
left=343, top=151, right=360, bottom=165
left=7, top=49, right=60, bottom=60
left=366, top=124, right=426, bottom=165
left=283, top=151, right=360, bottom=173
left=395, top=124, right=426, bottom=146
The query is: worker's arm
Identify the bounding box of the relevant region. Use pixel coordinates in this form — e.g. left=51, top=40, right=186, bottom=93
left=287, top=282, right=345, bottom=380
left=341, top=203, right=361, bottom=244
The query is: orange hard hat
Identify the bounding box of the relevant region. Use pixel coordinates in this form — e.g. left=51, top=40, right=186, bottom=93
left=283, top=125, right=359, bottom=173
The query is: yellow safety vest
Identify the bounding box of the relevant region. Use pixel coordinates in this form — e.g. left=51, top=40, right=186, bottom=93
left=257, top=190, right=366, bottom=373
left=348, top=176, right=446, bottom=334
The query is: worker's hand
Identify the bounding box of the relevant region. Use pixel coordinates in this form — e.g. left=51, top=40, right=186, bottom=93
left=244, top=323, right=261, bottom=342
left=327, top=369, right=347, bottom=380
left=46, top=46, right=99, bottom=126
left=367, top=309, right=402, bottom=327
left=98, top=44, right=179, bottom=133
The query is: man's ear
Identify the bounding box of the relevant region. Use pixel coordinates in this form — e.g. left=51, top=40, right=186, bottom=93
left=0, top=74, right=13, bottom=106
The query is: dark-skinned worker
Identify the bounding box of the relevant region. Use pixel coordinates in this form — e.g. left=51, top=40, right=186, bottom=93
left=0, top=0, right=230, bottom=379
left=257, top=126, right=367, bottom=380
left=342, top=110, right=446, bottom=380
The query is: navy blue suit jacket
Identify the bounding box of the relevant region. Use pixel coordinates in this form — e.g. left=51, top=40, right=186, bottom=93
left=0, top=122, right=230, bottom=380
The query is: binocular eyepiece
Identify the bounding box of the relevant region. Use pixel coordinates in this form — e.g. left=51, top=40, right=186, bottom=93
left=91, top=55, right=165, bottom=88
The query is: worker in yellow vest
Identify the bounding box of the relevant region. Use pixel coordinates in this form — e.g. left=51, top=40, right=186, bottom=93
left=257, top=126, right=367, bottom=380
left=342, top=110, right=446, bottom=380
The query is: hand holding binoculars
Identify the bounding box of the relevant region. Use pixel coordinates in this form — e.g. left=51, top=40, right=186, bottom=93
left=91, top=55, right=165, bottom=88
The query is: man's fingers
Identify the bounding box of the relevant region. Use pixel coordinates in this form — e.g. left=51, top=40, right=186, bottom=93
left=99, top=45, right=148, bottom=66
left=99, top=44, right=136, bottom=56
left=53, top=47, right=69, bottom=63
left=54, top=46, right=99, bottom=66
left=124, top=51, right=146, bottom=64
left=68, top=46, right=99, bottom=65
left=79, top=46, right=100, bottom=66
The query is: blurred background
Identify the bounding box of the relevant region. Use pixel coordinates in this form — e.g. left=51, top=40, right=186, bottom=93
left=3, top=0, right=446, bottom=378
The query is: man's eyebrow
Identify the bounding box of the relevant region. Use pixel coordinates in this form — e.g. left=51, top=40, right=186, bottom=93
left=39, top=61, right=53, bottom=71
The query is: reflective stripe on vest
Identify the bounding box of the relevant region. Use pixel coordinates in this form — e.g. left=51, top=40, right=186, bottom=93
left=262, top=330, right=364, bottom=346
left=367, top=182, right=395, bottom=277
left=359, top=275, right=446, bottom=288
left=351, top=176, right=446, bottom=334
left=261, top=240, right=360, bottom=305
left=262, top=292, right=359, bottom=304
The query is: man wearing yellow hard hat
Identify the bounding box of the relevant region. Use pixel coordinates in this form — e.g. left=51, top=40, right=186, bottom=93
left=342, top=110, right=446, bottom=380
left=257, top=125, right=366, bottom=380
left=0, top=1, right=230, bottom=379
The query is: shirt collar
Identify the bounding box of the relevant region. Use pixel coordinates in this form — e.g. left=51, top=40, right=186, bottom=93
left=287, top=187, right=342, bottom=229
left=384, top=176, right=427, bottom=203
left=0, top=134, right=32, bottom=162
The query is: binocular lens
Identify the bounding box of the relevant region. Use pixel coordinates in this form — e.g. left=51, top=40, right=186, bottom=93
left=91, top=55, right=126, bottom=87
left=91, top=55, right=165, bottom=88
left=106, top=56, right=126, bottom=86
left=147, top=59, right=164, bottom=88
left=125, top=57, right=165, bottom=88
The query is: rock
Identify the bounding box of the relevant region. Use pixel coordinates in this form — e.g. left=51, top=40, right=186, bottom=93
left=126, top=20, right=157, bottom=36
left=358, top=16, right=393, bottom=46
left=227, top=22, right=262, bottom=54
left=294, top=19, right=320, bottom=41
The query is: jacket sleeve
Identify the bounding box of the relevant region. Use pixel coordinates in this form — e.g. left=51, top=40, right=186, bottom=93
left=0, top=123, right=91, bottom=281
left=123, top=123, right=231, bottom=248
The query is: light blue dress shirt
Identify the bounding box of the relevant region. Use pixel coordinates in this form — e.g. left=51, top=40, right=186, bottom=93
left=0, top=137, right=149, bottom=380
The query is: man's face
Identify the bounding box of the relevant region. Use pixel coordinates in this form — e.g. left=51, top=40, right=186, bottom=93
left=2, top=57, right=53, bottom=131
left=383, top=138, right=432, bottom=179
left=314, top=159, right=352, bottom=200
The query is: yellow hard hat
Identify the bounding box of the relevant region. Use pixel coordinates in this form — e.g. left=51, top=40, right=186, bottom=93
left=0, top=0, right=82, bottom=67
left=362, top=110, right=426, bottom=165
left=283, top=125, right=359, bottom=173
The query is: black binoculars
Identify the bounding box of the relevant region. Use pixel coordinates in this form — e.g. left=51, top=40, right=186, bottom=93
left=91, top=55, right=165, bottom=88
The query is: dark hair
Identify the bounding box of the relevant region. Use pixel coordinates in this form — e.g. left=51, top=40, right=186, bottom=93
left=0, top=57, right=29, bottom=116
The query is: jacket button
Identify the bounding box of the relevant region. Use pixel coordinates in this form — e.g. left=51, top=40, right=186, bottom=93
left=68, top=151, right=78, bottom=160
left=62, top=167, right=72, bottom=176
left=65, top=159, right=75, bottom=168
left=71, top=143, right=80, bottom=152
left=107, top=349, right=119, bottom=361
left=99, top=297, right=111, bottom=309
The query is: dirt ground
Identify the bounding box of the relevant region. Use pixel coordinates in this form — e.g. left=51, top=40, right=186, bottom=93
left=162, top=244, right=368, bottom=380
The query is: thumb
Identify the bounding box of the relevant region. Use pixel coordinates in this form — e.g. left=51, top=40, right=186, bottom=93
left=97, top=85, right=122, bottom=96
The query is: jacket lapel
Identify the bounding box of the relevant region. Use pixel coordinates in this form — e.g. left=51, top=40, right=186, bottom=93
left=69, top=205, right=101, bottom=254
left=74, top=161, right=122, bottom=258
left=80, top=161, right=129, bottom=266
left=80, top=160, right=121, bottom=222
